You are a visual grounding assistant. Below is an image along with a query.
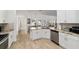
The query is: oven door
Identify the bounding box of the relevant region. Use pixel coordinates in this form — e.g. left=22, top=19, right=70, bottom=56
left=0, top=37, right=8, bottom=49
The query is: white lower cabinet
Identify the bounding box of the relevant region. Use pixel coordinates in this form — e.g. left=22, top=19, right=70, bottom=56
left=30, top=30, right=39, bottom=40
left=59, top=32, right=67, bottom=48
left=8, top=32, right=13, bottom=48
left=59, top=32, right=79, bottom=49
left=8, top=31, right=16, bottom=48
left=30, top=29, right=50, bottom=40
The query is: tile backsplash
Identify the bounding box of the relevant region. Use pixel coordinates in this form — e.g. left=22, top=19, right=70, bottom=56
left=0, top=23, right=14, bottom=32
left=60, top=23, right=79, bottom=31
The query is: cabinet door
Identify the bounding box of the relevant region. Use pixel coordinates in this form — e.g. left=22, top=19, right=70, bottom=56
left=57, top=10, right=66, bottom=23
left=30, top=30, right=38, bottom=40
left=4, top=10, right=16, bottom=23
left=42, top=29, right=50, bottom=39
left=0, top=11, right=5, bottom=23
left=66, top=34, right=79, bottom=49
left=8, top=31, right=14, bottom=48
left=59, top=32, right=79, bottom=49
left=59, top=32, right=67, bottom=48
left=76, top=11, right=79, bottom=23
left=66, top=10, right=76, bottom=23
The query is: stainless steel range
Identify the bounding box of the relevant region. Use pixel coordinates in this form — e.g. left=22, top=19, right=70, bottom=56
left=0, top=34, right=8, bottom=49
left=69, top=26, right=79, bottom=34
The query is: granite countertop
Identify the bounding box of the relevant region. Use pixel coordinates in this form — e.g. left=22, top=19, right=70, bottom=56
left=30, top=26, right=55, bottom=30
left=30, top=26, right=79, bottom=37
left=50, top=28, right=79, bottom=37
left=59, top=30, right=79, bottom=37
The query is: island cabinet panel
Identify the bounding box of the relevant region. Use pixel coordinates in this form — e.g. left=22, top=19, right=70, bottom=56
left=30, top=29, right=50, bottom=40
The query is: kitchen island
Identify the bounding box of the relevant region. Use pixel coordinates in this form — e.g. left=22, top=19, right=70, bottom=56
left=30, top=28, right=50, bottom=40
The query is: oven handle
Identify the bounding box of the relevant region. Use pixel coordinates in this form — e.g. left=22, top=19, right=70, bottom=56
left=0, top=37, right=8, bottom=45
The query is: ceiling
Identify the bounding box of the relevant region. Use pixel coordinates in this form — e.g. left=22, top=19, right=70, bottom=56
left=16, top=10, right=57, bottom=16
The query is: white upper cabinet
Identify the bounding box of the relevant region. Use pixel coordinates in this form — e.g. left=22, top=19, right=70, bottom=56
left=57, top=10, right=66, bottom=23
left=4, top=10, right=16, bottom=23
left=65, top=10, right=77, bottom=23
left=0, top=10, right=16, bottom=23
left=57, top=10, right=79, bottom=23
left=76, top=10, right=79, bottom=23
left=0, top=10, right=6, bottom=23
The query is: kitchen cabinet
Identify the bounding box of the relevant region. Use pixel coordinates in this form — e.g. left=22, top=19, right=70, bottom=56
left=59, top=32, right=68, bottom=48
left=42, top=29, right=50, bottom=39
left=7, top=11, right=18, bottom=41
left=8, top=31, right=17, bottom=48
left=57, top=10, right=79, bottom=23
left=0, top=10, right=17, bottom=24
left=51, top=30, right=59, bottom=44
left=30, top=29, right=50, bottom=40
left=30, top=29, right=39, bottom=40
left=4, top=11, right=16, bottom=23
left=65, top=10, right=77, bottom=23
left=8, top=31, right=14, bottom=48
left=0, top=10, right=6, bottom=23
left=59, top=32, right=79, bottom=49
left=57, top=10, right=66, bottom=23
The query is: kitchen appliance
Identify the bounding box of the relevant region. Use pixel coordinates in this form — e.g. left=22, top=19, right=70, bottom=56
left=69, top=26, right=79, bottom=34
left=0, top=34, right=8, bottom=49
left=0, top=26, right=1, bottom=32
left=0, top=25, right=5, bottom=32
left=0, top=26, right=3, bottom=32
left=51, top=30, right=59, bottom=45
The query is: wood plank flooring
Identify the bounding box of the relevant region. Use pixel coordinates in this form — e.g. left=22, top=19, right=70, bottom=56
left=10, top=31, right=62, bottom=49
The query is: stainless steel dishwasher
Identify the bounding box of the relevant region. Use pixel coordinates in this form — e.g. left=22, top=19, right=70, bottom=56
left=51, top=30, right=59, bottom=45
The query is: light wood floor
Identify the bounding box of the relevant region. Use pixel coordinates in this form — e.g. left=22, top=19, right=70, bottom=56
left=10, top=31, right=62, bottom=49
